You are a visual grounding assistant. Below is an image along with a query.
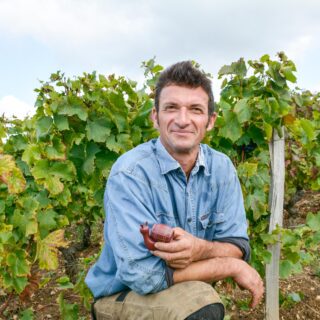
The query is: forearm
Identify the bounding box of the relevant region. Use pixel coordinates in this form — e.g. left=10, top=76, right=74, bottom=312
left=173, top=256, right=240, bottom=284
left=194, top=238, right=243, bottom=261
left=172, top=256, right=264, bottom=308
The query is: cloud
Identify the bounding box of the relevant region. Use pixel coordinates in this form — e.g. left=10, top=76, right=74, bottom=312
left=0, top=96, right=34, bottom=119
left=0, top=0, right=319, bottom=101
left=0, top=0, right=152, bottom=51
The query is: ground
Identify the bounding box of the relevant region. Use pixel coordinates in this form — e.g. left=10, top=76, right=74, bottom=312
left=1, top=192, right=319, bottom=319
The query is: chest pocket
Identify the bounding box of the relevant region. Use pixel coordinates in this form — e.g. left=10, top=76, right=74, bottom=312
left=198, top=212, right=225, bottom=240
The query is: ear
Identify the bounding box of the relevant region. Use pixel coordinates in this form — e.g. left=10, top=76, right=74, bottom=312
left=206, top=112, right=217, bottom=131
left=151, top=107, right=159, bottom=129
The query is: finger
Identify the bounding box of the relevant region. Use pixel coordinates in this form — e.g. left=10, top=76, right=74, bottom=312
left=152, top=250, right=185, bottom=262
left=168, top=262, right=186, bottom=269
left=154, top=240, right=185, bottom=252
left=167, top=260, right=189, bottom=269
left=172, top=227, right=185, bottom=238
left=250, top=286, right=264, bottom=308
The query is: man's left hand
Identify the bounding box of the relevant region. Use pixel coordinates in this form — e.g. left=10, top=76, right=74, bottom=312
left=152, top=227, right=200, bottom=269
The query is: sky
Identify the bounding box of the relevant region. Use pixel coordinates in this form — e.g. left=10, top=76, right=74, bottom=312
left=0, top=0, right=319, bottom=118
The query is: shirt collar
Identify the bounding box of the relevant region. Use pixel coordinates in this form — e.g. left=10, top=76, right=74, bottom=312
left=154, top=138, right=209, bottom=176
left=191, top=144, right=210, bottom=176
left=155, top=138, right=180, bottom=174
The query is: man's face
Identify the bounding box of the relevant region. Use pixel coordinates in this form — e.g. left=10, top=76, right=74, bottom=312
left=151, top=85, right=216, bottom=157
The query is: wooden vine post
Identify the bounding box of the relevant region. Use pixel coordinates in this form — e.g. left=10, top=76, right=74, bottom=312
left=265, top=127, right=285, bottom=320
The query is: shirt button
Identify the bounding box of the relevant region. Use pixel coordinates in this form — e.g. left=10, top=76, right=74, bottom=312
left=187, top=218, right=192, bottom=223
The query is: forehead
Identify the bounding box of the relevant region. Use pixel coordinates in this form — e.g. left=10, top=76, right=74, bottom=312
left=159, top=85, right=209, bottom=106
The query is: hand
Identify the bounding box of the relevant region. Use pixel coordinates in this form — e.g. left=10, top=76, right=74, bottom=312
left=232, top=260, right=264, bottom=308
left=152, top=227, right=199, bottom=269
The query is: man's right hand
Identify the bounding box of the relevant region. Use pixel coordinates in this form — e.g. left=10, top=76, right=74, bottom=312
left=231, top=259, right=264, bottom=308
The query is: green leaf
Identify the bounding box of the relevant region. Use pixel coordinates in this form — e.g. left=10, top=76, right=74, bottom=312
left=83, top=142, right=100, bottom=175
left=11, top=200, right=38, bottom=237
left=6, top=250, right=30, bottom=276
left=280, top=66, right=297, bottom=83
left=57, top=293, right=79, bottom=320
left=261, top=249, right=272, bottom=263
left=31, top=160, right=75, bottom=195
left=280, top=260, right=294, bottom=278
left=19, top=308, right=34, bottom=320
left=218, top=100, right=232, bottom=116
left=260, top=54, right=270, bottom=63
left=117, top=133, right=134, bottom=153
left=46, top=137, right=66, bottom=160
left=232, top=58, right=247, bottom=77
left=57, top=276, right=74, bottom=289
left=55, top=186, right=72, bottom=207
left=300, top=119, right=315, bottom=141
left=106, top=134, right=121, bottom=153
left=282, top=231, right=298, bottom=246
left=260, top=233, right=279, bottom=245
left=218, top=111, right=242, bottom=142
left=54, top=114, right=69, bottom=131
left=35, top=116, right=53, bottom=138
left=218, top=64, right=234, bottom=77
left=285, top=251, right=300, bottom=264
left=50, top=161, right=76, bottom=181
left=95, top=150, right=118, bottom=174
left=234, top=99, right=251, bottom=123
left=37, top=209, right=58, bottom=239
left=237, top=162, right=258, bottom=178
left=306, top=212, right=320, bottom=231
left=58, top=96, right=88, bottom=121
left=3, top=273, right=28, bottom=293
left=86, top=119, right=111, bottom=143
left=130, top=126, right=142, bottom=145
left=22, top=144, right=42, bottom=165
left=263, top=122, right=273, bottom=141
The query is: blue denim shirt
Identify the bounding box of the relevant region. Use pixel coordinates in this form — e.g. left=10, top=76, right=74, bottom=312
left=85, top=138, right=248, bottom=298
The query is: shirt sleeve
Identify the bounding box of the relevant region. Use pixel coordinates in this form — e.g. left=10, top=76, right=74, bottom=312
left=212, top=237, right=251, bottom=262
left=213, top=158, right=249, bottom=240
left=104, top=170, right=168, bottom=295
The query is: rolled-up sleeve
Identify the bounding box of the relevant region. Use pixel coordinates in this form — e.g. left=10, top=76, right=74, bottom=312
left=105, top=170, right=168, bottom=295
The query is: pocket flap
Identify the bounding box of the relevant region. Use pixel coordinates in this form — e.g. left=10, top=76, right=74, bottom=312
left=199, top=212, right=225, bottom=229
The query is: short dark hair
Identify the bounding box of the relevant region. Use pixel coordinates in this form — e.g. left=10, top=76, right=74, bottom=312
left=154, top=61, right=214, bottom=115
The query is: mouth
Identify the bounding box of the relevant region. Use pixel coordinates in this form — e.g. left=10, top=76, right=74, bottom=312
left=171, top=131, right=193, bottom=137
left=171, top=130, right=193, bottom=134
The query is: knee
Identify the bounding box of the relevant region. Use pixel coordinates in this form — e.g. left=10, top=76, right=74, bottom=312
left=185, top=303, right=225, bottom=320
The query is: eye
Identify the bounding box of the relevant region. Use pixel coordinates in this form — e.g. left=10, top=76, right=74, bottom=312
left=191, top=106, right=204, bottom=113
left=164, top=105, right=178, bottom=111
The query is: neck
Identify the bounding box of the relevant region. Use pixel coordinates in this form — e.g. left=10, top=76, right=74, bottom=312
left=170, top=148, right=199, bottom=179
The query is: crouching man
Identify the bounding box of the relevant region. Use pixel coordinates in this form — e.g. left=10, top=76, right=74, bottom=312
left=85, top=61, right=264, bottom=320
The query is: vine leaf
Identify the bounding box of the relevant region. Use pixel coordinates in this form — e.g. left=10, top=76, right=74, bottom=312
left=0, top=154, right=26, bottom=194
left=306, top=212, right=320, bottom=231
left=36, top=230, right=68, bottom=270
left=57, top=293, right=79, bottom=320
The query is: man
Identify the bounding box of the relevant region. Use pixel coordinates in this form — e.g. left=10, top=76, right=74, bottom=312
left=86, top=61, right=264, bottom=320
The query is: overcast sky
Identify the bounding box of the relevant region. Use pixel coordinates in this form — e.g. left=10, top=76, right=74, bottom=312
left=1, top=0, right=319, bottom=118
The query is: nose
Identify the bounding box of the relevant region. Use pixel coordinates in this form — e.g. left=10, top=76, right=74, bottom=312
left=175, top=107, right=190, bottom=127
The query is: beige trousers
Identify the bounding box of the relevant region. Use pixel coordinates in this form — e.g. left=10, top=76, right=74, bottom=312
left=93, top=281, right=223, bottom=320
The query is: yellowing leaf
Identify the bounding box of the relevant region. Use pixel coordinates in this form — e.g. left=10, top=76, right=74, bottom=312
left=263, top=122, right=273, bottom=141
left=0, top=154, right=26, bottom=194
left=36, top=230, right=68, bottom=270
left=283, top=114, right=296, bottom=125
